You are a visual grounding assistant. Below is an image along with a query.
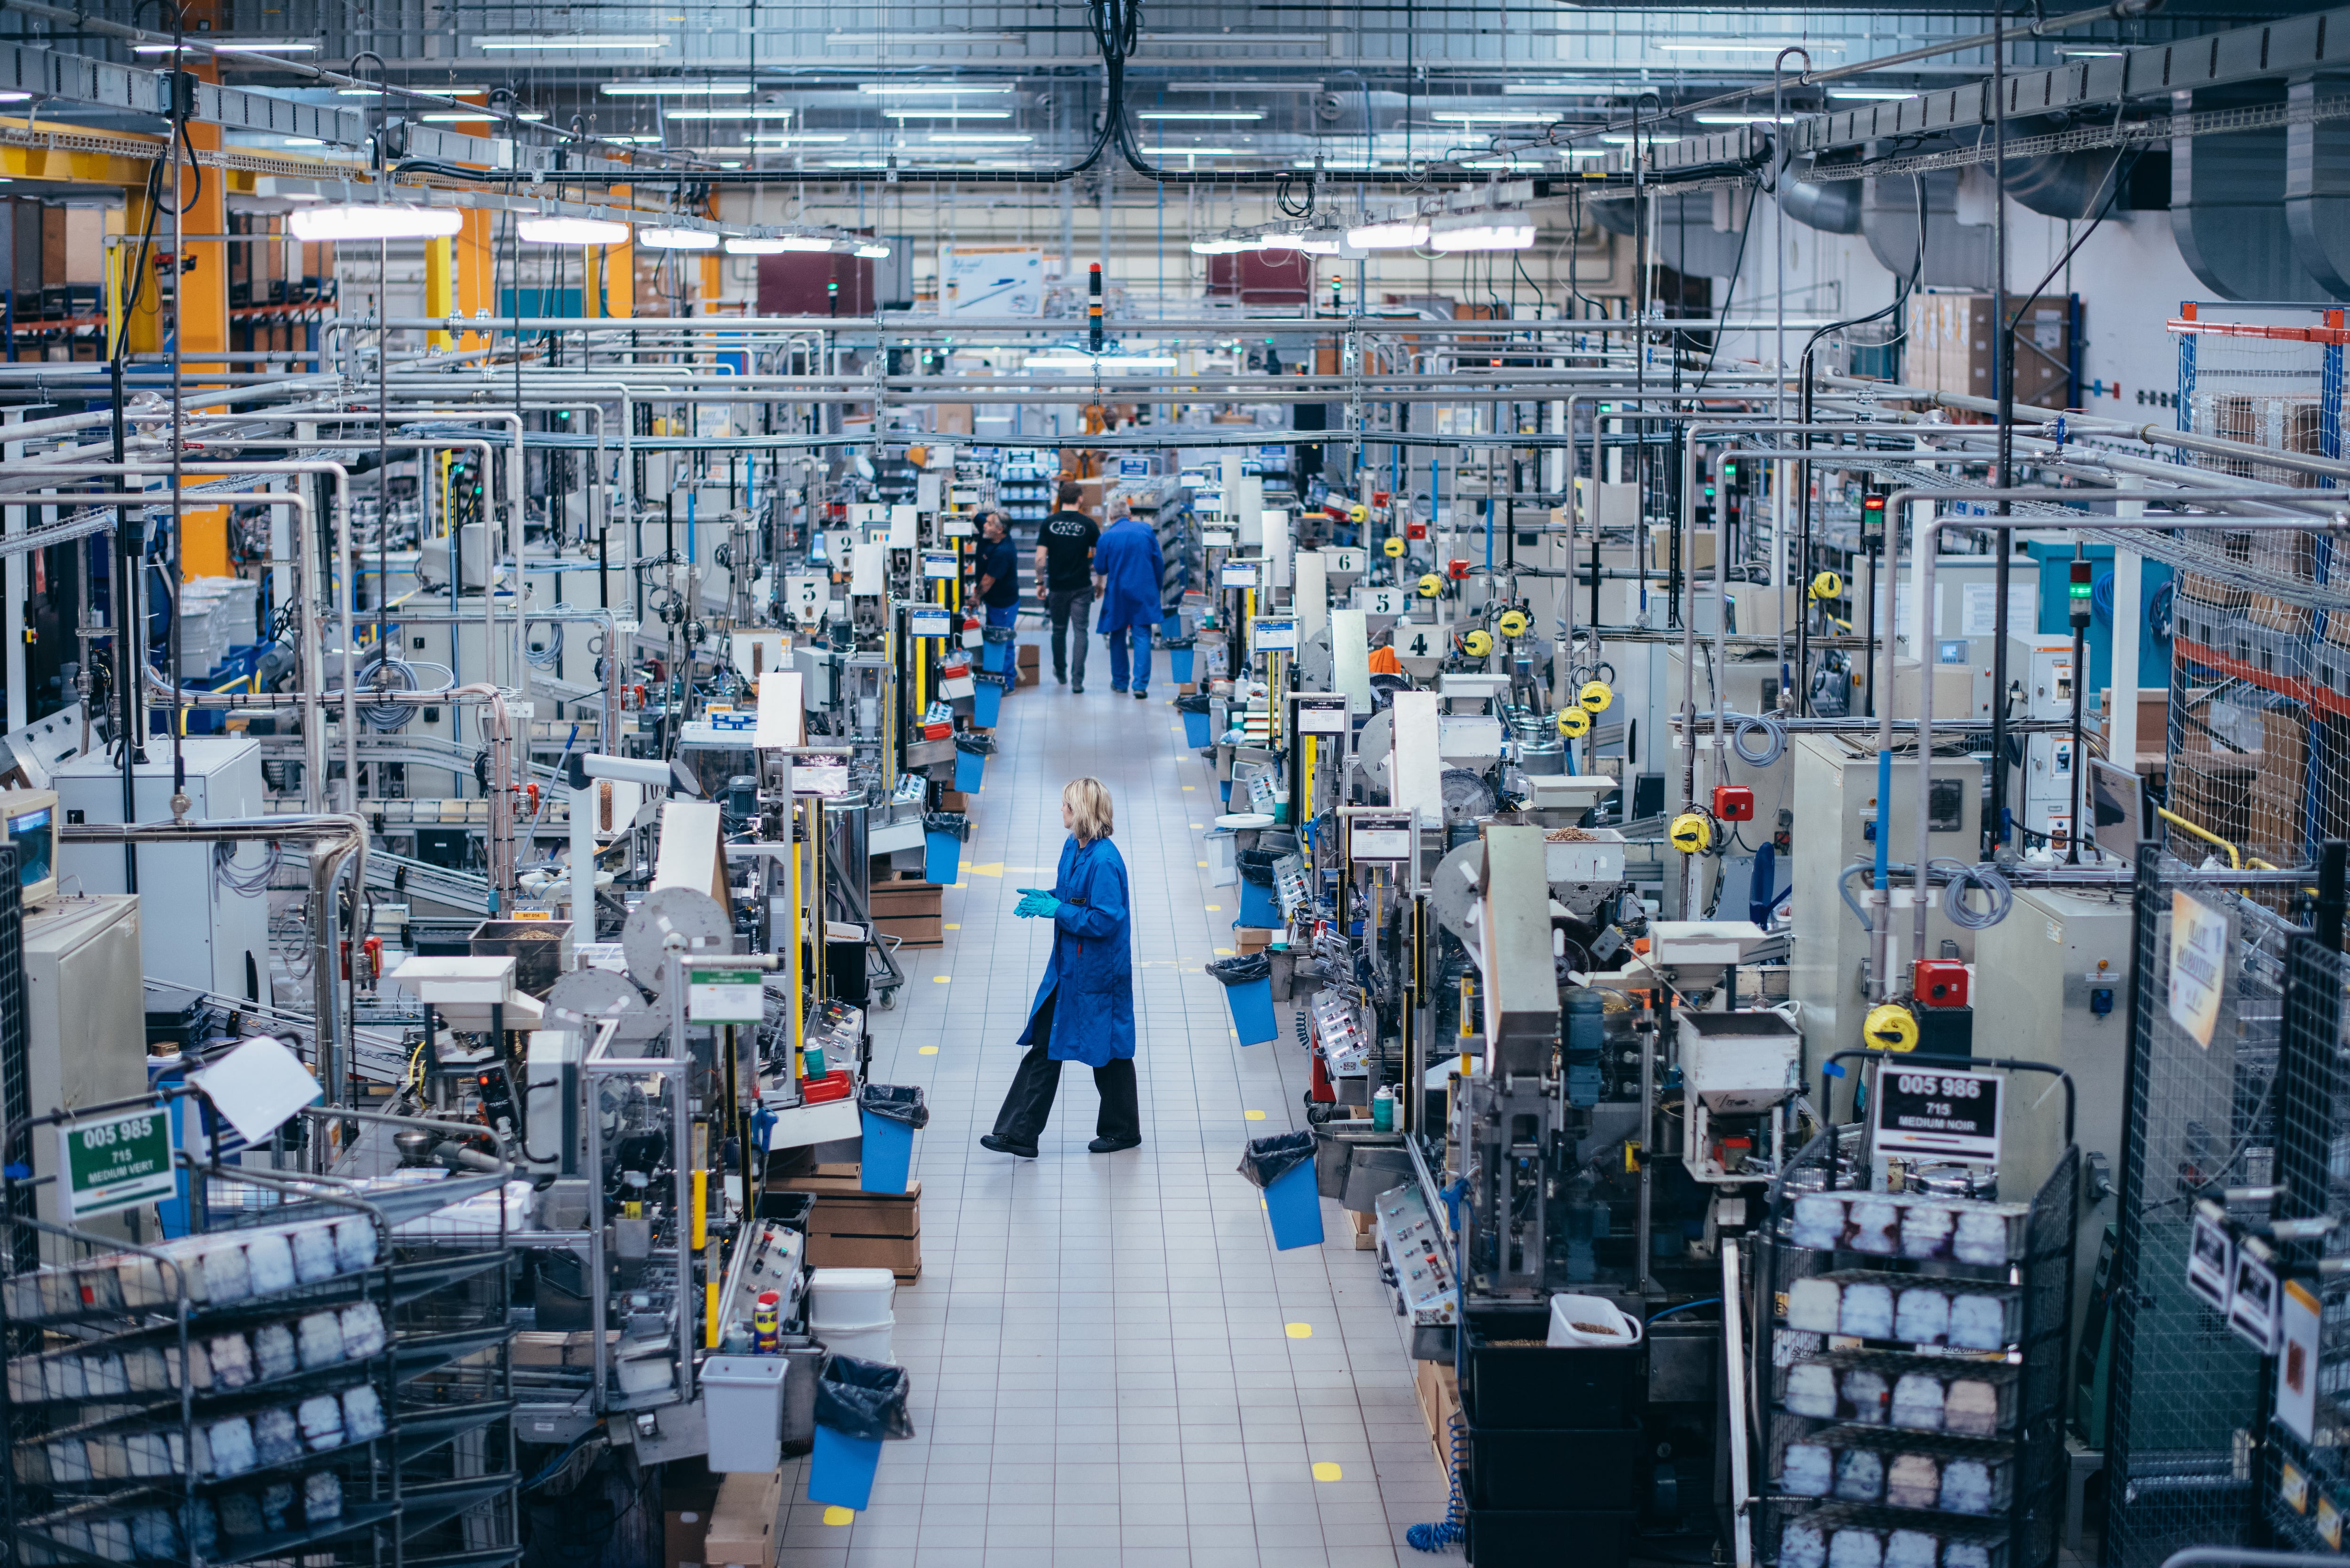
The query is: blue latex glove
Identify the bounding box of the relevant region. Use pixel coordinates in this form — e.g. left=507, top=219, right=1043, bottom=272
left=1014, top=889, right=1061, bottom=920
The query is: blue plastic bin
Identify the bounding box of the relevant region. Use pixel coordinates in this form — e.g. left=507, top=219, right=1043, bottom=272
left=973, top=679, right=1003, bottom=727
left=1262, top=1159, right=1324, bottom=1250
left=1161, top=613, right=1183, bottom=638
left=955, top=749, right=986, bottom=793
left=925, top=830, right=963, bottom=887
left=980, top=639, right=1009, bottom=674
left=1219, top=781, right=1232, bottom=805
left=1224, top=975, right=1277, bottom=1046
left=809, top=1425, right=885, bottom=1510
left=860, top=1109, right=916, bottom=1194
left=1170, top=647, right=1195, bottom=685
left=1183, top=709, right=1212, bottom=748
left=1238, top=878, right=1281, bottom=928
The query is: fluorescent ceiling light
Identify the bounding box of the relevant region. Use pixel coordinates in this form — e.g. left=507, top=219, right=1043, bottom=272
left=724, top=235, right=791, bottom=254
left=1559, top=147, right=1611, bottom=158
left=823, top=159, right=893, bottom=168
left=666, top=108, right=793, bottom=119
left=421, top=112, right=493, bottom=122
left=1153, top=146, right=1243, bottom=155
left=719, top=161, right=743, bottom=168
left=1693, top=113, right=1795, bottom=124
left=1428, top=211, right=1535, bottom=252
left=282, top=192, right=321, bottom=201
left=885, top=109, right=1010, bottom=119
left=600, top=81, right=749, bottom=95
left=1138, top=110, right=1264, bottom=121
left=518, top=215, right=631, bottom=244
left=282, top=136, right=325, bottom=146
left=335, top=88, right=385, bottom=96
left=1346, top=218, right=1430, bottom=248
left=2059, top=48, right=2122, bottom=56
left=1501, top=84, right=1625, bottom=95
left=1828, top=89, right=1918, bottom=100
left=855, top=242, right=891, bottom=258
left=780, top=235, right=835, bottom=250
left=0, top=91, right=35, bottom=102
left=928, top=133, right=1033, bottom=144
left=830, top=31, right=1018, bottom=42
left=1026, top=354, right=1176, bottom=369
left=756, top=134, right=848, bottom=143
left=1599, top=133, right=1679, bottom=145
left=1431, top=110, right=1556, bottom=124
left=1655, top=40, right=1841, bottom=52
left=517, top=110, right=547, bottom=120
left=638, top=227, right=718, bottom=249
left=1190, top=235, right=1251, bottom=254
left=205, top=39, right=318, bottom=52
left=1165, top=80, right=1322, bottom=92
left=858, top=83, right=1015, bottom=94
left=289, top=202, right=464, bottom=242
left=477, top=33, right=667, bottom=49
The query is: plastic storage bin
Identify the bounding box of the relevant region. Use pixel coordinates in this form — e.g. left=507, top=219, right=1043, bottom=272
left=1170, top=646, right=1196, bottom=685
left=1224, top=976, right=1277, bottom=1045
left=1459, top=1305, right=1640, bottom=1430
left=972, top=676, right=1003, bottom=727
left=701, top=1356, right=789, bottom=1473
left=817, top=1322, right=894, bottom=1363
left=924, top=829, right=963, bottom=887
left=807, top=1268, right=896, bottom=1329
left=1261, top=1159, right=1324, bottom=1250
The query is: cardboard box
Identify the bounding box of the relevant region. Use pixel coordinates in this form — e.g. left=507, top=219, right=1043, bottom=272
left=1234, top=927, right=1276, bottom=954
left=1645, top=525, right=1716, bottom=573
left=775, top=1175, right=924, bottom=1236
left=806, top=1231, right=922, bottom=1280
left=513, top=1331, right=568, bottom=1367
left=1414, top=1357, right=1461, bottom=1475
left=702, top=1471, right=782, bottom=1568
left=1017, top=663, right=1039, bottom=688
left=938, top=790, right=970, bottom=811
left=665, top=1510, right=711, bottom=1568
left=874, top=914, right=942, bottom=948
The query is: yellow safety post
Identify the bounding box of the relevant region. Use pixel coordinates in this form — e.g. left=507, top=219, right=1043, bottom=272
left=423, top=235, right=454, bottom=350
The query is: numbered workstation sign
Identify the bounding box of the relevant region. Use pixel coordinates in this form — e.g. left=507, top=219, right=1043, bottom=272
left=1872, top=1066, right=2004, bottom=1162
left=57, top=1108, right=177, bottom=1221
left=687, top=966, right=767, bottom=1025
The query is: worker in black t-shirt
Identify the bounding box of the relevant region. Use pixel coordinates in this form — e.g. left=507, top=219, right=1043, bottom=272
left=977, top=511, right=1021, bottom=630
left=1034, top=479, right=1102, bottom=692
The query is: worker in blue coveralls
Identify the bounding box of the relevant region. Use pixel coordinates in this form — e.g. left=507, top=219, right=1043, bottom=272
left=1090, top=501, right=1165, bottom=701
left=981, top=777, right=1141, bottom=1156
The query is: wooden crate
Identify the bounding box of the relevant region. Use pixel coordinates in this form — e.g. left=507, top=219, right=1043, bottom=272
left=874, top=914, right=942, bottom=948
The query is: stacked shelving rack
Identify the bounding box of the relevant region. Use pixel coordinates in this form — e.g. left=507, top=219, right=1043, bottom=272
left=1760, top=1115, right=2077, bottom=1568
left=0, top=1105, right=521, bottom=1568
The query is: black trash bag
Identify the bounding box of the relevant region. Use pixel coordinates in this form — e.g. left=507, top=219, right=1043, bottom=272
left=814, top=1355, right=916, bottom=1441
left=981, top=625, right=1016, bottom=644
left=974, top=668, right=1012, bottom=689
left=1174, top=693, right=1212, bottom=714
left=1165, top=633, right=1198, bottom=649
left=859, top=1083, right=930, bottom=1131
left=1236, top=1130, right=1317, bottom=1191
left=954, top=732, right=996, bottom=756
left=1205, top=952, right=1272, bottom=986
left=923, top=811, right=971, bottom=841
left=1235, top=849, right=1281, bottom=886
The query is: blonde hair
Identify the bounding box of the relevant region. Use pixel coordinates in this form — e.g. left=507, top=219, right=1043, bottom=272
left=1063, top=777, right=1114, bottom=843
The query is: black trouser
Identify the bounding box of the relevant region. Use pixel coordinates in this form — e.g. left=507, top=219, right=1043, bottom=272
left=1046, top=588, right=1092, bottom=684
left=992, top=990, right=1141, bottom=1145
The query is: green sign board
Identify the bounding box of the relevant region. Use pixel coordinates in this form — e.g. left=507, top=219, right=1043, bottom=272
left=56, top=1108, right=176, bottom=1220
left=686, top=967, right=765, bottom=1025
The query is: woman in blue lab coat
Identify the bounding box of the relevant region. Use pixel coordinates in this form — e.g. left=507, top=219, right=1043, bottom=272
left=981, top=777, right=1141, bottom=1156
left=1091, top=507, right=1165, bottom=700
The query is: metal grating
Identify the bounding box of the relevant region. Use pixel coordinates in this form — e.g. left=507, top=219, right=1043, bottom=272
left=2106, top=857, right=2281, bottom=1568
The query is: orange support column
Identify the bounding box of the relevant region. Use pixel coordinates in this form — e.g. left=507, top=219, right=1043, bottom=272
left=172, top=32, right=232, bottom=579
left=456, top=208, right=494, bottom=351
left=606, top=235, right=634, bottom=319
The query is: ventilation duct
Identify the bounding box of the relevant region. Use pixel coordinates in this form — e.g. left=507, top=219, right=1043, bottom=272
left=1861, top=164, right=1995, bottom=288
left=1588, top=193, right=1748, bottom=278
left=2002, top=117, right=2140, bottom=221
left=2174, top=82, right=2336, bottom=302
left=1778, top=166, right=1862, bottom=235
left=2284, top=77, right=2350, bottom=299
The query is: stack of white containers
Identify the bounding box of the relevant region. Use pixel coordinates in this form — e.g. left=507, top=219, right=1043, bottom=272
left=806, top=1268, right=896, bottom=1363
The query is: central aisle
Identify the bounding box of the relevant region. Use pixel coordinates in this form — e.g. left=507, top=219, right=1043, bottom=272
left=773, top=648, right=1448, bottom=1567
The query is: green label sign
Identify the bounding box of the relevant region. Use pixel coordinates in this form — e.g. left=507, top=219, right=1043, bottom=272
left=687, top=967, right=765, bottom=1025
left=56, top=1108, right=176, bottom=1220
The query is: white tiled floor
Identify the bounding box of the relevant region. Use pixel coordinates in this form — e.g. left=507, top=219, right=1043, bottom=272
left=768, top=631, right=1450, bottom=1566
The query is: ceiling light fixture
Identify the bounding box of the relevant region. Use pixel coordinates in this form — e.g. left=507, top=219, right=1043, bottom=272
left=421, top=112, right=494, bottom=122
left=858, top=83, right=1016, bottom=94
left=885, top=109, right=1011, bottom=119
left=476, top=33, right=668, bottom=49
left=600, top=81, right=750, bottom=95
left=1431, top=110, right=1557, bottom=124
left=638, top=227, right=719, bottom=249
left=0, top=91, right=34, bottom=102
left=666, top=107, right=793, bottom=119
left=1189, top=234, right=1251, bottom=254
left=1427, top=211, right=1535, bottom=252
left=1138, top=110, right=1264, bottom=121
left=927, top=133, right=1033, bottom=144
left=289, top=202, right=464, bottom=242
left=855, top=242, right=892, bottom=258
left=1345, top=217, right=1430, bottom=249
left=517, top=215, right=631, bottom=244
left=212, top=39, right=318, bottom=52
left=723, top=235, right=791, bottom=254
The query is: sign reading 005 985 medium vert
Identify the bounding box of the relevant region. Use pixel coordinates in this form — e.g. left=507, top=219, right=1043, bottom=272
left=1871, top=1066, right=2004, bottom=1162
left=56, top=1108, right=177, bottom=1220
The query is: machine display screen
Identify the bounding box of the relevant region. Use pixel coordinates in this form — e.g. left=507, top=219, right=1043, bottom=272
left=6, top=805, right=51, bottom=889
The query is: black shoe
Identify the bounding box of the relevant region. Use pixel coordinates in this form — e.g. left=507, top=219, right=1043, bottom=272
left=1055, top=673, right=1067, bottom=686
left=1072, top=683, right=1085, bottom=694
left=1133, top=689, right=1148, bottom=701
left=1088, top=1136, right=1141, bottom=1154
left=1110, top=684, right=1127, bottom=694
left=980, top=1134, right=1039, bottom=1159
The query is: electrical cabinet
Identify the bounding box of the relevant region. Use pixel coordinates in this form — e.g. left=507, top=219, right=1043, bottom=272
left=1788, top=734, right=1986, bottom=1072
left=22, top=893, right=145, bottom=1237
left=1969, top=882, right=2130, bottom=1345
left=52, top=737, right=270, bottom=1005
left=2007, top=635, right=2080, bottom=849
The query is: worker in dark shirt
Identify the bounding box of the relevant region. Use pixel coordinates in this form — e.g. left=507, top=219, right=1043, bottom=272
left=977, top=511, right=1021, bottom=630
left=1034, top=479, right=1101, bottom=692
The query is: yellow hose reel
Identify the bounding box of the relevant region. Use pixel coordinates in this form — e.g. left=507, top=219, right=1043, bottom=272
left=1810, top=570, right=1844, bottom=601
left=1556, top=707, right=1591, bottom=739
left=1669, top=812, right=1712, bottom=854
left=1578, top=680, right=1614, bottom=714
left=1864, top=1003, right=1921, bottom=1053
left=1496, top=609, right=1530, bottom=639
left=1384, top=536, right=1408, bottom=558
left=1463, top=630, right=1495, bottom=658
left=1417, top=573, right=1443, bottom=598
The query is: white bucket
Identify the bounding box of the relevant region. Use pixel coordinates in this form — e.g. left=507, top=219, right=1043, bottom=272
left=818, top=1320, right=895, bottom=1365
left=807, top=1267, right=896, bottom=1328
left=1546, top=1293, right=1643, bottom=1349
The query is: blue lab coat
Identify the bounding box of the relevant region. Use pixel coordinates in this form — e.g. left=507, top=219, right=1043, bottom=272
left=1092, top=518, right=1164, bottom=635
left=1017, top=834, right=1136, bottom=1067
